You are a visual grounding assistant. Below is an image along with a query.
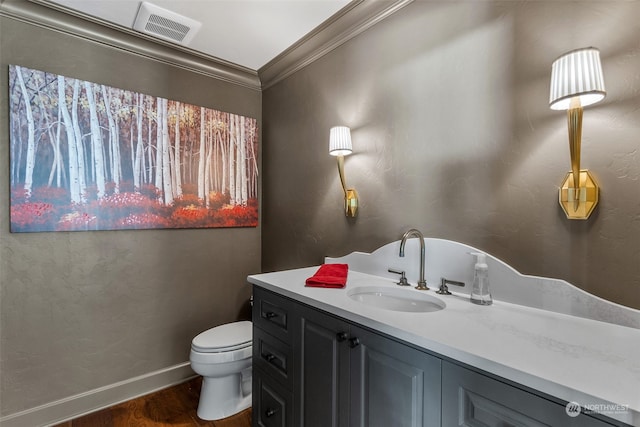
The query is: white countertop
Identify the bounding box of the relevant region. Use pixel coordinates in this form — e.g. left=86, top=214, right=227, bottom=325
left=248, top=266, right=640, bottom=426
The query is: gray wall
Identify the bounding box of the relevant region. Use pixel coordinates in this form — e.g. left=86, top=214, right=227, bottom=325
left=262, top=1, right=640, bottom=310
left=0, top=13, right=260, bottom=418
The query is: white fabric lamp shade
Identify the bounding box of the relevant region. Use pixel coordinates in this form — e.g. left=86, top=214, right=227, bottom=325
left=549, top=47, right=606, bottom=110
left=329, top=126, right=352, bottom=156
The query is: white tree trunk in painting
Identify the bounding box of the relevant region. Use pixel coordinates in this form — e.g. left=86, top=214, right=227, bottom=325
left=174, top=102, right=183, bottom=198
left=71, top=80, right=87, bottom=202
left=198, top=107, right=206, bottom=201
left=155, top=97, right=163, bottom=195
left=15, top=66, right=36, bottom=197
left=140, top=130, right=146, bottom=185
left=9, top=108, right=19, bottom=186
left=84, top=81, right=106, bottom=198
left=147, top=101, right=154, bottom=185
left=102, top=85, right=121, bottom=193
left=53, top=100, right=63, bottom=188
left=129, top=123, right=135, bottom=184
left=161, top=98, right=173, bottom=205
left=32, top=72, right=61, bottom=189
left=205, top=113, right=213, bottom=205
left=205, top=132, right=212, bottom=207
left=247, top=119, right=258, bottom=199
left=213, top=128, right=219, bottom=193
left=36, top=79, right=62, bottom=189
left=229, top=114, right=236, bottom=205
left=134, top=93, right=144, bottom=190
left=220, top=122, right=227, bottom=198
left=58, top=75, right=81, bottom=204
left=240, top=115, right=248, bottom=206
left=235, top=116, right=242, bottom=206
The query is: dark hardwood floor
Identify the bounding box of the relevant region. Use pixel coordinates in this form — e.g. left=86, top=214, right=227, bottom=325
left=52, top=377, right=251, bottom=427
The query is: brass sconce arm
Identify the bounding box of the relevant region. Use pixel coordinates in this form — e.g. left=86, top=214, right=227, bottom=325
left=560, top=102, right=599, bottom=219
left=336, top=154, right=358, bottom=217
left=567, top=99, right=583, bottom=193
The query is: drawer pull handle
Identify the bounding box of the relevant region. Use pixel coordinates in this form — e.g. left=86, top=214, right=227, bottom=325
left=336, top=332, right=348, bottom=342
left=262, top=352, right=276, bottom=363
left=264, top=312, right=278, bottom=319
left=265, top=408, right=278, bottom=418
left=349, top=337, right=360, bottom=348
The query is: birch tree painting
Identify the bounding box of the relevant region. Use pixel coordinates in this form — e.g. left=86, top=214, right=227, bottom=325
left=9, top=65, right=259, bottom=232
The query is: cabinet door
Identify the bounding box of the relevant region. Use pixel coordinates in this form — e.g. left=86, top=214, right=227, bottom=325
left=442, top=361, right=616, bottom=427
left=296, top=305, right=351, bottom=427
left=349, top=326, right=441, bottom=427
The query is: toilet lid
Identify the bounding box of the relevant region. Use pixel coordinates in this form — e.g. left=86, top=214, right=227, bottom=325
left=191, top=321, right=252, bottom=353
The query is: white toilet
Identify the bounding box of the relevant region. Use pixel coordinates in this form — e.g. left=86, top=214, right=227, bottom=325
left=189, top=320, right=253, bottom=420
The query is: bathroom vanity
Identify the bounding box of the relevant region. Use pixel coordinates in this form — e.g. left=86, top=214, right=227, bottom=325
left=248, top=238, right=640, bottom=427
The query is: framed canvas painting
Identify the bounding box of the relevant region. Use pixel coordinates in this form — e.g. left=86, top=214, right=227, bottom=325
left=9, top=65, right=258, bottom=232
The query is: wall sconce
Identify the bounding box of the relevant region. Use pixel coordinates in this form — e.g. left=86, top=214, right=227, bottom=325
left=549, top=47, right=606, bottom=220
left=329, top=126, right=358, bottom=217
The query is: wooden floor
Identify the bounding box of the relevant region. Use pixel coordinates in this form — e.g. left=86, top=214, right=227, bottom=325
left=52, top=377, right=251, bottom=427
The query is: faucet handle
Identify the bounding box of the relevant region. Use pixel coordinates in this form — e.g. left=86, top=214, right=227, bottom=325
left=436, top=277, right=465, bottom=295
left=388, top=268, right=409, bottom=286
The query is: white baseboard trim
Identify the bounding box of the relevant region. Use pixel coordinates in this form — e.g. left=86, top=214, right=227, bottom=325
left=0, top=362, right=196, bottom=427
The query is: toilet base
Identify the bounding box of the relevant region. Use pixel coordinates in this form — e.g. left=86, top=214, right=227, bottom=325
left=196, top=372, right=252, bottom=421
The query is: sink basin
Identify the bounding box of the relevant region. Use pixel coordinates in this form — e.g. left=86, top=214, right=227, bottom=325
left=347, top=286, right=445, bottom=313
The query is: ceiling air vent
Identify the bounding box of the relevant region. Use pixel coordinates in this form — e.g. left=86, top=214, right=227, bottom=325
left=133, top=2, right=202, bottom=45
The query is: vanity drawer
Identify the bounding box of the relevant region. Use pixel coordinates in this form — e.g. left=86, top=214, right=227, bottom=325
left=253, top=287, right=294, bottom=343
left=254, top=366, right=293, bottom=427
left=254, top=326, right=294, bottom=389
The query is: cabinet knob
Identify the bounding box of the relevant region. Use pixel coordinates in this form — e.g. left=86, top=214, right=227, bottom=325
left=264, top=312, right=277, bottom=319
left=349, top=337, right=360, bottom=348
left=265, top=408, right=277, bottom=418
left=336, top=332, right=348, bottom=342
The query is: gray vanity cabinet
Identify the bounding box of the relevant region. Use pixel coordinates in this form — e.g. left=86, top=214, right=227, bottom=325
left=441, top=361, right=618, bottom=427
left=253, top=286, right=623, bottom=427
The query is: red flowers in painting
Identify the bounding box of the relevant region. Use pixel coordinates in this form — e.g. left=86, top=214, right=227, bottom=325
left=10, top=186, right=258, bottom=232
left=10, top=202, right=56, bottom=231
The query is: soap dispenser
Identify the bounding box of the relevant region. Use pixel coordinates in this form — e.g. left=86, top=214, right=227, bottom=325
left=470, top=252, right=492, bottom=305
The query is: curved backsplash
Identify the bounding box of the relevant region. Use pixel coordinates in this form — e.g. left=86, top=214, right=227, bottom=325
left=327, top=238, right=640, bottom=330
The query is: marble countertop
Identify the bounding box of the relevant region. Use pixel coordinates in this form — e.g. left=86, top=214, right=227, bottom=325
left=248, top=267, right=640, bottom=426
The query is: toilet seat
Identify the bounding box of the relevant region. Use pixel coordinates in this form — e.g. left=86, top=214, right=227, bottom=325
left=191, top=320, right=252, bottom=353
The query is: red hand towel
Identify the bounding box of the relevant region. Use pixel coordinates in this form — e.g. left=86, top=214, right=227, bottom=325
left=305, top=264, right=348, bottom=288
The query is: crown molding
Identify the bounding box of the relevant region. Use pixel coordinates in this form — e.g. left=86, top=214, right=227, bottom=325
left=258, top=0, right=414, bottom=90
left=1, top=0, right=413, bottom=92
left=0, top=0, right=261, bottom=91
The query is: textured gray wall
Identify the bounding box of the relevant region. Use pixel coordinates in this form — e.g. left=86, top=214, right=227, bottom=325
left=262, top=1, right=640, bottom=310
left=0, top=16, right=260, bottom=416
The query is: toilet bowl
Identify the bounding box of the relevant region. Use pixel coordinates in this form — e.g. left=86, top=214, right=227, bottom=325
left=189, top=320, right=252, bottom=420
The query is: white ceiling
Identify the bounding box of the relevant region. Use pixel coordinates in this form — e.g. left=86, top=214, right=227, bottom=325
left=46, top=0, right=352, bottom=70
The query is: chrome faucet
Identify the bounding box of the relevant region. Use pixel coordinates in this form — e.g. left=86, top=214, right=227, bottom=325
left=399, top=228, right=428, bottom=290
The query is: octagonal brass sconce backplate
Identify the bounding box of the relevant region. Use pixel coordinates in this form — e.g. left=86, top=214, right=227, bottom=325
left=559, top=170, right=599, bottom=220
